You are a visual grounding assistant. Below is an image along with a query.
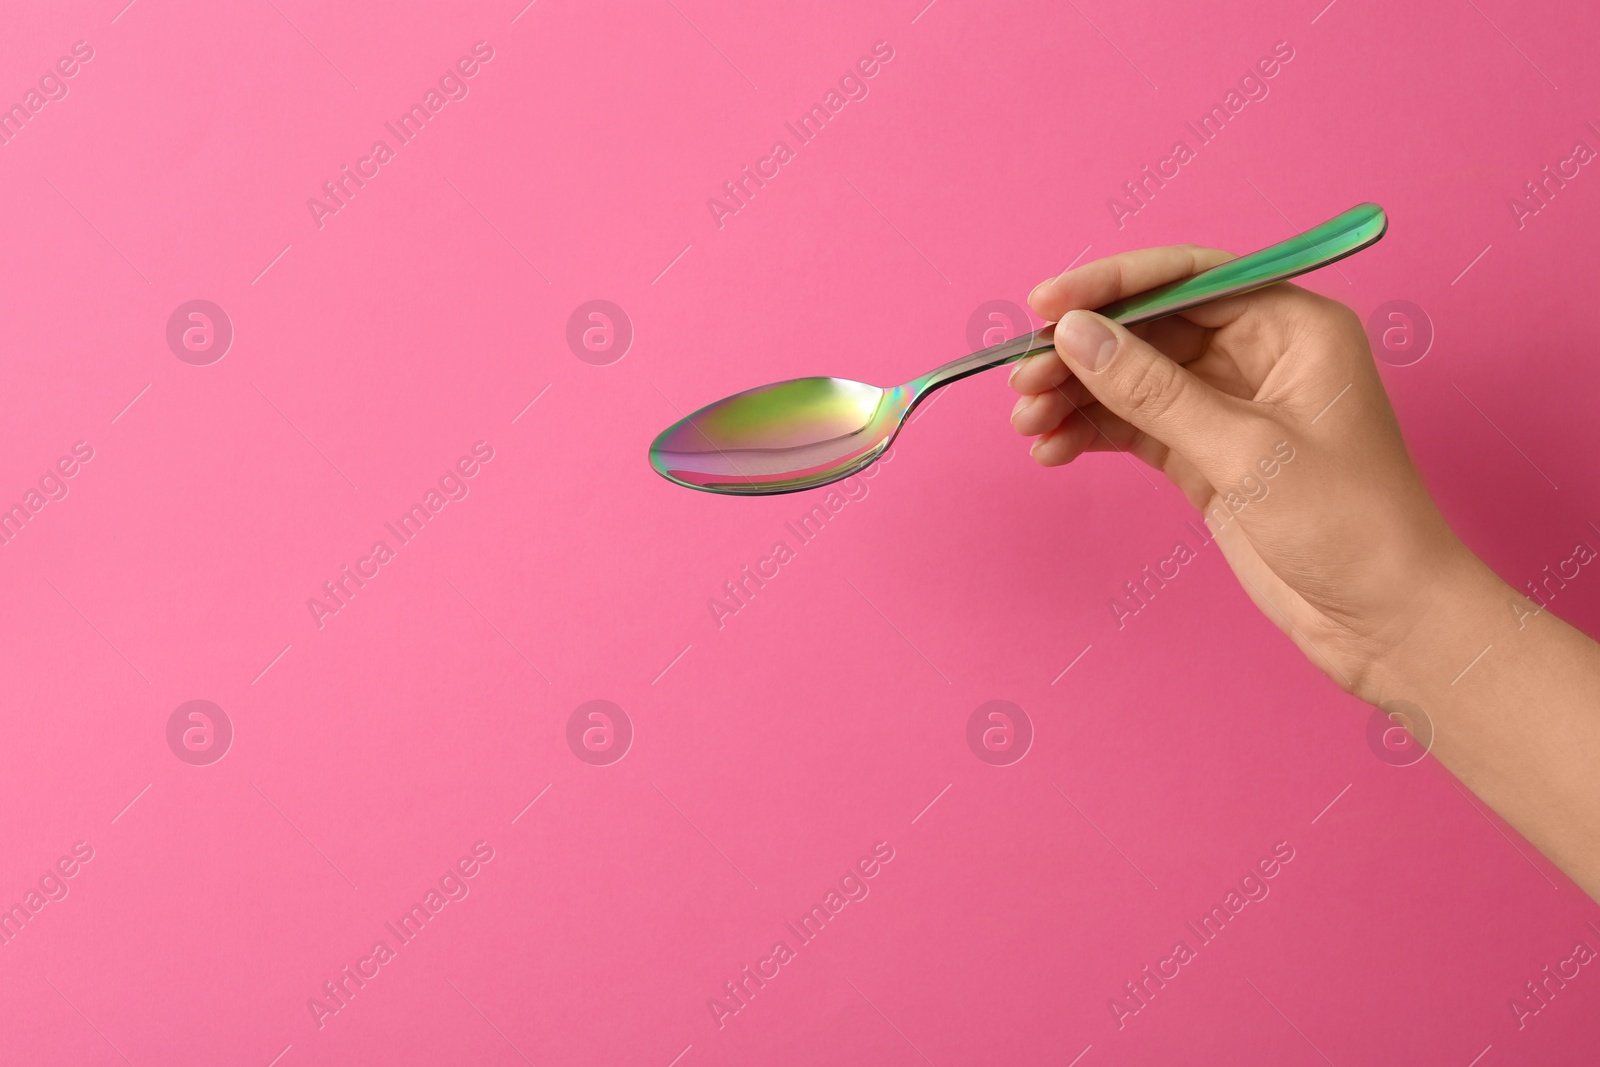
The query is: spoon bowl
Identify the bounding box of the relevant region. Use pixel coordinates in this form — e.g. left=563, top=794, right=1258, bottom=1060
left=649, top=376, right=914, bottom=495
left=649, top=203, right=1388, bottom=496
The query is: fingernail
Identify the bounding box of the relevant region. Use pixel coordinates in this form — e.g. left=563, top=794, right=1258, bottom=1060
left=1027, top=278, right=1053, bottom=306
left=1029, top=437, right=1043, bottom=458
left=1057, top=311, right=1117, bottom=372
left=1010, top=395, right=1030, bottom=421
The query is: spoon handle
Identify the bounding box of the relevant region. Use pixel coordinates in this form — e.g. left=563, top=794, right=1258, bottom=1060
left=1096, top=202, right=1386, bottom=325
left=914, top=202, right=1387, bottom=391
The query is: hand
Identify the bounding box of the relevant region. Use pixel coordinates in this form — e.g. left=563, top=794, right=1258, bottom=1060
left=1012, top=243, right=1600, bottom=901
left=1009, top=245, right=1479, bottom=700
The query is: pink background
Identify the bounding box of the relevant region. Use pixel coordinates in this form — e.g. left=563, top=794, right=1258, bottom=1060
left=3, top=0, right=1599, bottom=1063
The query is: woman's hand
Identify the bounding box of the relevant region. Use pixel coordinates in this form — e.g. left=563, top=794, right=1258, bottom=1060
left=1011, top=242, right=1600, bottom=900
left=1009, top=245, right=1475, bottom=702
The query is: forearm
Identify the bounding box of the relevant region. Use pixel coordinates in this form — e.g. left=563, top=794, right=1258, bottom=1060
left=1370, top=549, right=1600, bottom=898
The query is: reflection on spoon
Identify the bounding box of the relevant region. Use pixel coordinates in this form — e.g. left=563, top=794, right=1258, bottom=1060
left=649, top=203, right=1387, bottom=496
left=648, top=339, right=1048, bottom=495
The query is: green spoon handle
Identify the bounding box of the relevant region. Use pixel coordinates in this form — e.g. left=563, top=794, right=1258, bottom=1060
left=915, top=202, right=1387, bottom=391
left=1096, top=202, right=1386, bottom=324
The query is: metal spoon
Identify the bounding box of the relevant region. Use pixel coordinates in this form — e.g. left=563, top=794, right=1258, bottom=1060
left=649, top=203, right=1387, bottom=496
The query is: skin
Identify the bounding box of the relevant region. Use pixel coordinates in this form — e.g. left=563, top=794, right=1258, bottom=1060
left=1010, top=244, right=1600, bottom=901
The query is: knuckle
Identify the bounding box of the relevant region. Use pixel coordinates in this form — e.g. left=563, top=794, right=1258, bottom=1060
left=1331, top=300, right=1363, bottom=333
left=1120, top=351, right=1182, bottom=421
left=1312, top=295, right=1364, bottom=338
left=1305, top=290, right=1360, bottom=329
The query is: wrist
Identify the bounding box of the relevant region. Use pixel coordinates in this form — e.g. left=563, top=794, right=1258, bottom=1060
left=1353, top=541, right=1513, bottom=705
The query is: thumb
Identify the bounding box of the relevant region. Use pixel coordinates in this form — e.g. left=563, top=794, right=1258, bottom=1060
left=1053, top=309, right=1257, bottom=481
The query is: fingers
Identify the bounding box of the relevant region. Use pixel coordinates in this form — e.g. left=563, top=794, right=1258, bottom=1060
left=1027, top=402, right=1160, bottom=467
left=1017, top=395, right=1145, bottom=464
left=1008, top=349, right=1074, bottom=395
left=1008, top=314, right=1215, bottom=397
left=1010, top=377, right=1092, bottom=435
left=1052, top=309, right=1263, bottom=481
left=1131, top=314, right=1214, bottom=366
left=1028, top=245, right=1236, bottom=322
left=1028, top=408, right=1103, bottom=465
left=1023, top=401, right=1214, bottom=499
left=1014, top=379, right=1219, bottom=505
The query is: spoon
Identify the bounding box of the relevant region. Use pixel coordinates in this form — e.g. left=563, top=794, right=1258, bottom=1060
left=649, top=202, right=1387, bottom=496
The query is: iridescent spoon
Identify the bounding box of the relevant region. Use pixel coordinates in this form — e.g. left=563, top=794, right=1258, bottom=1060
left=650, top=202, right=1387, bottom=496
